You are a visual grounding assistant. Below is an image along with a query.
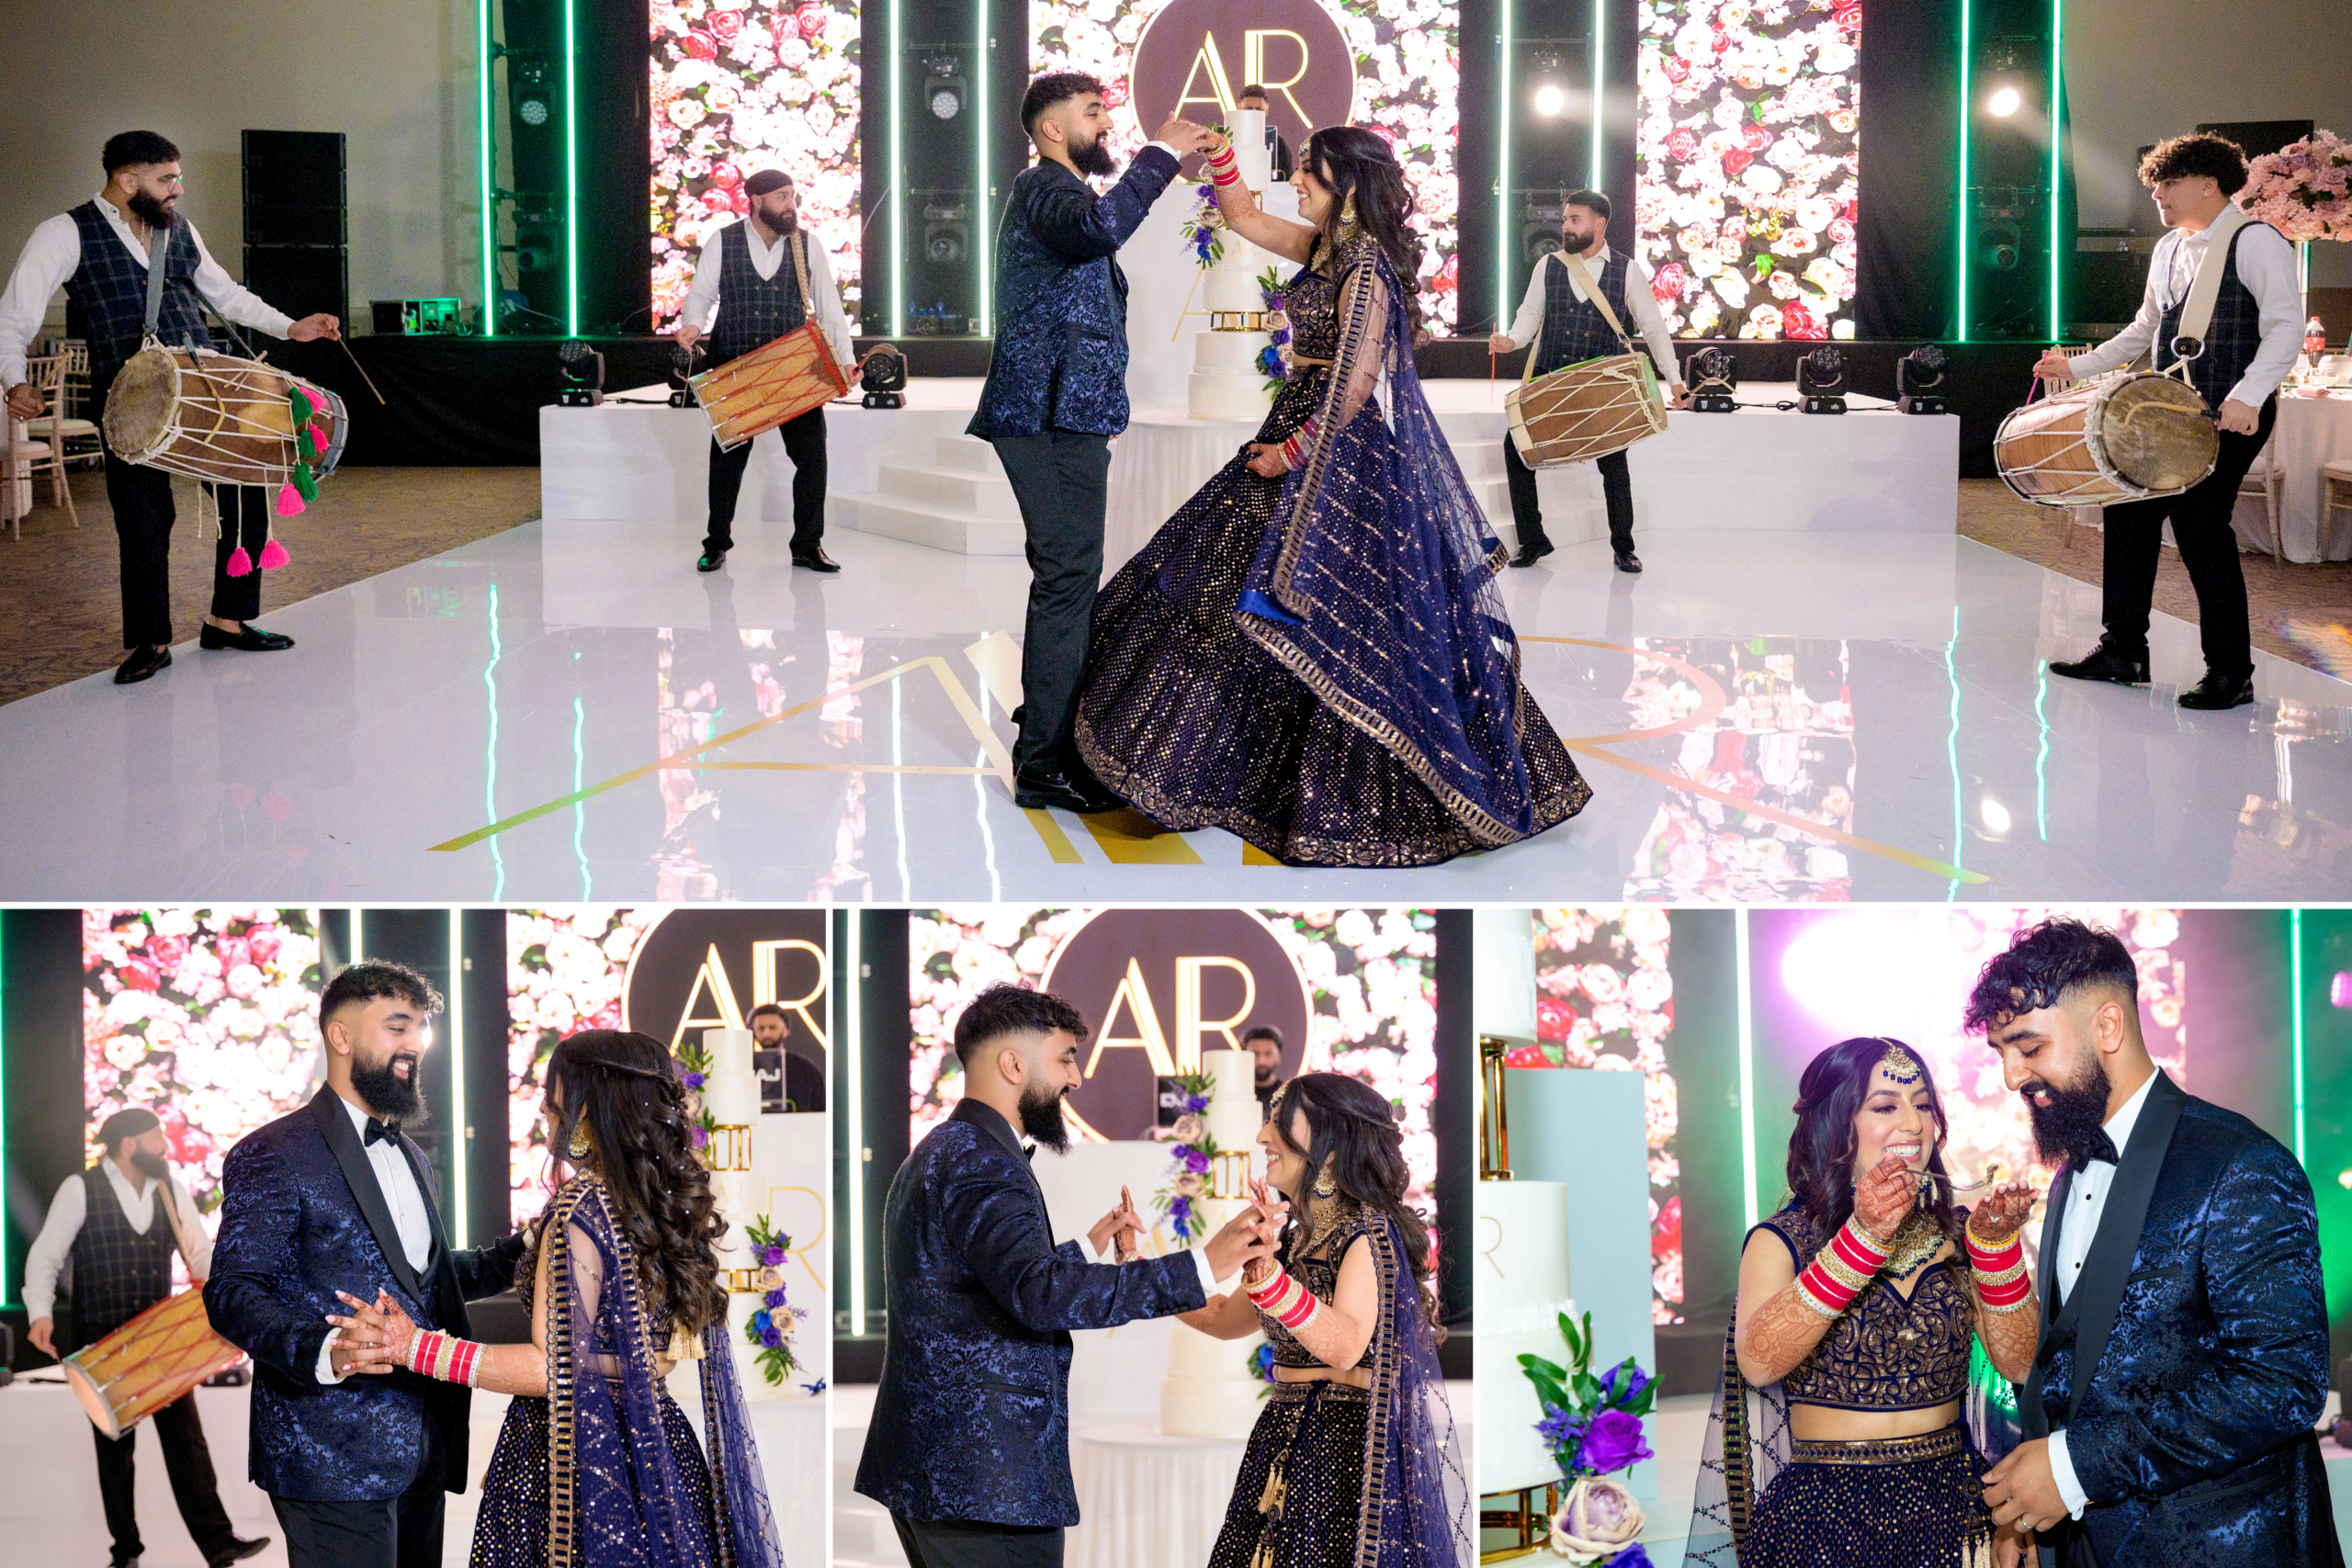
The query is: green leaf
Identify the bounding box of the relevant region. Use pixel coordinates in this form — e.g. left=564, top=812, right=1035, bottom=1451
left=1518, top=1353, right=1568, bottom=1382
left=1572, top=1370, right=1603, bottom=1408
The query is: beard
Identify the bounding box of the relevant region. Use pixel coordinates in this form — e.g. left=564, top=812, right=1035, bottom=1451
left=760, top=204, right=798, bottom=232
left=129, top=191, right=176, bottom=230
left=1019, top=1079, right=1072, bottom=1152
left=1070, top=133, right=1119, bottom=179
left=130, top=1148, right=170, bottom=1180
left=351, top=1051, right=426, bottom=1124
left=2024, top=1051, right=2112, bottom=1167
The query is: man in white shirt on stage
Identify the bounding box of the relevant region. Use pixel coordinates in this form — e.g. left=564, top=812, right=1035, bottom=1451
left=674, top=169, right=857, bottom=575
left=26, top=1105, right=268, bottom=1568
left=1488, top=189, right=1688, bottom=574
left=2034, top=132, right=2301, bottom=710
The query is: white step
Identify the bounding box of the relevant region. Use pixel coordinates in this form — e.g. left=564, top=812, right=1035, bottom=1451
left=831, top=492, right=1026, bottom=555
left=1453, top=438, right=1508, bottom=480
left=878, top=461, right=1020, bottom=517
left=935, top=434, right=1002, bottom=475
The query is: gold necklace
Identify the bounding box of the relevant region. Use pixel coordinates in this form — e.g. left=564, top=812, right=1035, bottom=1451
left=1880, top=1210, right=1945, bottom=1281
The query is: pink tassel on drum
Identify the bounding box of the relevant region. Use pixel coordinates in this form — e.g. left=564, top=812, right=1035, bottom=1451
left=277, top=482, right=306, bottom=516
left=257, top=539, right=291, bottom=570
left=225, top=547, right=255, bottom=577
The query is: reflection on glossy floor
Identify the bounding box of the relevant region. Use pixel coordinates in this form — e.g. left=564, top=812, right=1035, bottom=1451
left=0, top=517, right=2345, bottom=902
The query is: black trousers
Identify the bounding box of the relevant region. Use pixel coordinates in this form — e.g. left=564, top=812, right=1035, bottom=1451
left=893, top=1513, right=1064, bottom=1568
left=991, top=429, right=1114, bottom=776
left=2094, top=398, right=2275, bottom=682
left=705, top=405, right=828, bottom=556
left=1504, top=437, right=1634, bottom=555
left=103, top=442, right=270, bottom=649
left=270, top=1416, right=447, bottom=1568
left=88, top=1389, right=242, bottom=1566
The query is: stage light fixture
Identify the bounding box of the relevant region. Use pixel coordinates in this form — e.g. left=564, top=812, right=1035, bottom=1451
left=1978, top=795, right=2012, bottom=837
left=556, top=338, right=604, bottom=407
left=1688, top=344, right=1738, bottom=412
left=1986, top=83, right=2021, bottom=118
left=513, top=56, right=552, bottom=129
left=1534, top=84, right=1566, bottom=118
left=860, top=344, right=909, bottom=409
left=1798, top=346, right=1847, bottom=414
left=1980, top=217, right=2023, bottom=273
left=1897, top=344, right=1950, bottom=414
left=1521, top=196, right=1566, bottom=266
left=922, top=53, right=967, bottom=121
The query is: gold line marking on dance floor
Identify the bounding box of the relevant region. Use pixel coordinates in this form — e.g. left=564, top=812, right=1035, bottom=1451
left=964, top=631, right=1085, bottom=863
left=1522, top=637, right=1990, bottom=886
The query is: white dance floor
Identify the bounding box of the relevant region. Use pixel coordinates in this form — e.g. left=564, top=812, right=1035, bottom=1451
left=0, top=510, right=2345, bottom=902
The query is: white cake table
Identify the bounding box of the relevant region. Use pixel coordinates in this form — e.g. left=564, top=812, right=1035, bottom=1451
left=1069, top=1423, right=1250, bottom=1568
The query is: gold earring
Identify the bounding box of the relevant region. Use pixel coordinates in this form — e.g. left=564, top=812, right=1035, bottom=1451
left=1335, top=195, right=1361, bottom=248
left=566, top=1122, right=591, bottom=1160
left=1314, top=1166, right=1337, bottom=1198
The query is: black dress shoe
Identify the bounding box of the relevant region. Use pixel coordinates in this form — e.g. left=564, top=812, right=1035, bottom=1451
left=198, top=623, right=294, bottom=652
left=697, top=549, right=727, bottom=572
left=792, top=547, right=842, bottom=572
left=1509, top=536, right=1555, bottom=569
left=211, top=1537, right=271, bottom=1567
left=114, top=646, right=172, bottom=684
left=2177, top=670, right=2256, bottom=710
left=1614, top=549, right=1643, bottom=574
left=2048, top=642, right=2150, bottom=686
left=1013, top=766, right=1120, bottom=814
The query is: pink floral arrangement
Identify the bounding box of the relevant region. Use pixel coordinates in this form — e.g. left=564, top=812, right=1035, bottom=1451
left=2239, top=129, right=2352, bottom=243
left=506, top=908, right=662, bottom=1222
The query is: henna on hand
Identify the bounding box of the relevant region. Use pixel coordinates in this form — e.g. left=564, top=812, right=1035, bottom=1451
left=1736, top=1281, right=1841, bottom=1387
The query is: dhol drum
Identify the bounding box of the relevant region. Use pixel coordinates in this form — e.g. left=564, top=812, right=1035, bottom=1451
left=104, top=340, right=351, bottom=485
left=62, top=1286, right=246, bottom=1439
left=1994, top=370, right=2218, bottom=507
left=688, top=321, right=850, bottom=451
left=1506, top=352, right=1668, bottom=468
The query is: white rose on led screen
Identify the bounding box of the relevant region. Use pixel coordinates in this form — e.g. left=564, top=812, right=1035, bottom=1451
left=1815, top=40, right=1856, bottom=73
left=1712, top=269, right=1747, bottom=305
left=1689, top=250, right=1724, bottom=277
left=1741, top=163, right=1782, bottom=195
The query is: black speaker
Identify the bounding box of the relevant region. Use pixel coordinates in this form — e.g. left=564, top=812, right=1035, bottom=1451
left=243, top=246, right=348, bottom=326
left=242, top=130, right=346, bottom=247
left=2196, top=119, right=2314, bottom=160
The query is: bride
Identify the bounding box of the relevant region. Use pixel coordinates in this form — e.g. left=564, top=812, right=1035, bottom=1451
left=1178, top=1072, right=1469, bottom=1568
left=1073, top=125, right=1589, bottom=867
left=330, top=1030, right=786, bottom=1568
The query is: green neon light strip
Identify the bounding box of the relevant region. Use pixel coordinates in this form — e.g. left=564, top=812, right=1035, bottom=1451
left=564, top=0, right=581, bottom=335
left=1956, top=0, right=1971, bottom=341
left=480, top=0, right=497, bottom=337
left=1, top=913, right=10, bottom=1308
left=846, top=914, right=865, bottom=1334
left=447, top=911, right=469, bottom=1249
left=976, top=0, right=990, bottom=337
left=1736, top=910, right=1758, bottom=1232
left=1496, top=0, right=1511, bottom=339
left=2292, top=908, right=2307, bottom=1165
left=1946, top=605, right=1963, bottom=899
left=1589, top=0, right=1603, bottom=192
left=890, top=0, right=903, bottom=336
left=2047, top=0, right=2063, bottom=340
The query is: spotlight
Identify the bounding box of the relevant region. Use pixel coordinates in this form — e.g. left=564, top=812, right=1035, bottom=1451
left=860, top=344, right=909, bottom=410
left=1980, top=217, right=2023, bottom=272
left=1986, top=84, right=2022, bottom=118
left=1534, top=84, right=1567, bottom=118
left=1687, top=344, right=1738, bottom=412
left=511, top=56, right=553, bottom=129
left=922, top=53, right=967, bottom=120
left=1798, top=346, right=1846, bottom=414
left=556, top=338, right=604, bottom=407
left=1978, top=795, right=2012, bottom=837
left=1897, top=344, right=1949, bottom=415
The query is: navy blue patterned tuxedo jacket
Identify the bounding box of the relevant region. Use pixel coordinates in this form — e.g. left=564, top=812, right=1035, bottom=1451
left=967, top=148, right=1181, bottom=440
left=204, top=1089, right=527, bottom=1501
left=854, top=1098, right=1208, bottom=1525
left=2023, top=1071, right=2340, bottom=1566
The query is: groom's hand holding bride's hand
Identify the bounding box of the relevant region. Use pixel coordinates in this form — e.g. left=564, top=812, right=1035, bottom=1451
left=326, top=1289, right=420, bottom=1377
left=1852, top=1153, right=1917, bottom=1244
left=1245, top=444, right=1288, bottom=478
left=1089, top=1185, right=1148, bottom=1262
left=1204, top=1188, right=1284, bottom=1282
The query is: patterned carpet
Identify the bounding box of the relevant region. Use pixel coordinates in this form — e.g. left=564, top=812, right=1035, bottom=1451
left=0, top=466, right=539, bottom=705
left=3, top=468, right=2345, bottom=705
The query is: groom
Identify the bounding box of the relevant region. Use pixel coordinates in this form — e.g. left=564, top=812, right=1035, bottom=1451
left=204, top=960, right=528, bottom=1568
left=1969, top=919, right=2339, bottom=1567
left=854, top=982, right=1281, bottom=1568
left=969, top=73, right=1210, bottom=814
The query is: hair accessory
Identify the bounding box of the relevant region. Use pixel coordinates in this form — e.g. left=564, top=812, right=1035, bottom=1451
left=566, top=1121, right=593, bottom=1160
left=577, top=1054, right=668, bottom=1080
left=1878, top=1040, right=1923, bottom=1086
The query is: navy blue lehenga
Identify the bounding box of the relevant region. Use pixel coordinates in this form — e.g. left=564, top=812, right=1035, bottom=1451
left=1074, top=235, right=1589, bottom=867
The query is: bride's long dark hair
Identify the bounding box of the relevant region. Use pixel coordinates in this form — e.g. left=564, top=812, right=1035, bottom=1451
left=1268, top=1073, right=1439, bottom=1323
left=548, top=1029, right=728, bottom=1336
left=1300, top=126, right=1425, bottom=336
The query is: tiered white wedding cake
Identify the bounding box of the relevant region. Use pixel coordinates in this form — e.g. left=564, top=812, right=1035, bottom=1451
left=1159, top=1047, right=1268, bottom=1437
left=1474, top=1179, right=1575, bottom=1493
left=1188, top=108, right=1278, bottom=423
left=702, top=1027, right=788, bottom=1402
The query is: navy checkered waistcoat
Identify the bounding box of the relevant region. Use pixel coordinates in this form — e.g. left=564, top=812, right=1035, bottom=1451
left=2154, top=220, right=2278, bottom=411
left=64, top=200, right=211, bottom=396
left=68, top=1166, right=176, bottom=1330
left=1532, top=249, right=1635, bottom=378
left=705, top=220, right=808, bottom=369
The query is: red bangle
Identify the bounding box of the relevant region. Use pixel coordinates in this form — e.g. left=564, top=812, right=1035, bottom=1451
left=1247, top=1266, right=1321, bottom=1332
left=1964, top=1221, right=2031, bottom=1310
left=1793, top=1215, right=1892, bottom=1318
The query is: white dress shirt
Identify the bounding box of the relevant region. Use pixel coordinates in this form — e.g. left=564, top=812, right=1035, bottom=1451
left=1504, top=244, right=1683, bottom=389
left=1075, top=1218, right=1222, bottom=1296
left=2045, top=1066, right=2162, bottom=1517
left=2064, top=218, right=2303, bottom=409
left=680, top=220, right=855, bottom=367
left=0, top=194, right=296, bottom=390
left=316, top=1091, right=437, bottom=1384
left=23, top=1157, right=214, bottom=1323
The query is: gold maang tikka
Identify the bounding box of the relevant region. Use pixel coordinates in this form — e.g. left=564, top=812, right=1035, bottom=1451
left=1879, top=1040, right=1923, bottom=1086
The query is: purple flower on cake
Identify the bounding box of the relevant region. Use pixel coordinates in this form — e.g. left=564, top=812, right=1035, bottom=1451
left=759, top=1323, right=785, bottom=1349
left=1184, top=1094, right=1210, bottom=1113
left=764, top=1287, right=789, bottom=1309
left=1577, top=1409, right=1654, bottom=1474
left=684, top=1071, right=706, bottom=1089
left=760, top=1241, right=788, bottom=1267
left=1536, top=1404, right=1587, bottom=1452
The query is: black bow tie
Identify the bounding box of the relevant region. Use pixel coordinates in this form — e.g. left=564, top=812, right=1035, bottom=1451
left=365, top=1118, right=401, bottom=1148
left=2072, top=1129, right=2120, bottom=1169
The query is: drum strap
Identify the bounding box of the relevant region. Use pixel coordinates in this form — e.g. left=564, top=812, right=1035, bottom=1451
left=1557, top=251, right=1634, bottom=349
left=2171, top=203, right=2249, bottom=359
left=141, top=220, right=172, bottom=341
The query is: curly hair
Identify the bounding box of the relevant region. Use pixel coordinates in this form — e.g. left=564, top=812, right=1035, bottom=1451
left=320, top=959, right=441, bottom=1037
left=1784, top=1037, right=1962, bottom=1247
left=2138, top=131, right=2250, bottom=196
left=1962, top=918, right=2139, bottom=1035
left=1299, top=127, right=1425, bottom=336
left=1267, top=1073, right=1440, bottom=1325
left=953, top=982, right=1088, bottom=1068
left=547, top=1030, right=728, bottom=1337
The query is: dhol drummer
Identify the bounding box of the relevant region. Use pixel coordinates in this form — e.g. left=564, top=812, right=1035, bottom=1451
left=2034, top=131, right=2301, bottom=710
left=1488, top=189, right=1688, bottom=574
left=0, top=130, right=343, bottom=685
left=24, top=1107, right=270, bottom=1568
left=674, top=168, right=857, bottom=574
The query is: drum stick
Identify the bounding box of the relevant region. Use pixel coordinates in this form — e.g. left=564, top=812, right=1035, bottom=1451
left=338, top=335, right=388, bottom=406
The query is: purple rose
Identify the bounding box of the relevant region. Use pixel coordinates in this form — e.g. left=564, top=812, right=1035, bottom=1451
left=1609, top=1549, right=1654, bottom=1568
left=759, top=1324, right=784, bottom=1349
left=764, top=1287, right=789, bottom=1309
left=692, top=1125, right=709, bottom=1148
left=1184, top=1149, right=1211, bottom=1174
left=684, top=1071, right=706, bottom=1089
left=761, top=1242, right=787, bottom=1267
left=1184, top=1094, right=1209, bottom=1112
left=1576, top=1409, right=1653, bottom=1474
left=1599, top=1360, right=1651, bottom=1409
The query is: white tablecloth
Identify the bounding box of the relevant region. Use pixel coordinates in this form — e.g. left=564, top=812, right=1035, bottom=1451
left=1068, top=1422, right=1250, bottom=1568
left=2237, top=389, right=2352, bottom=561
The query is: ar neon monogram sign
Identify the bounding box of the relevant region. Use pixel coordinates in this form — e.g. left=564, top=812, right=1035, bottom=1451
left=1084, top=954, right=1261, bottom=1077
left=1129, top=0, right=1356, bottom=144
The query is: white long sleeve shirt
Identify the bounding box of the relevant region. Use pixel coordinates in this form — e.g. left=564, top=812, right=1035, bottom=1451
left=1505, top=244, right=1683, bottom=389
left=0, top=195, right=296, bottom=390
left=2063, top=218, right=2302, bottom=409
left=315, top=1091, right=438, bottom=1385
left=24, top=1157, right=215, bottom=1323
left=680, top=220, right=855, bottom=367
left=2044, top=1067, right=2162, bottom=1519
left=1074, top=1211, right=1222, bottom=1294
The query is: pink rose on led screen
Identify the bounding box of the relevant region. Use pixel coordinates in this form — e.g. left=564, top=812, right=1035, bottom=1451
left=1652, top=262, right=1686, bottom=302
left=1782, top=300, right=1824, bottom=339
left=796, top=3, right=827, bottom=39
left=706, top=8, right=741, bottom=44
left=1536, top=997, right=1576, bottom=1042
